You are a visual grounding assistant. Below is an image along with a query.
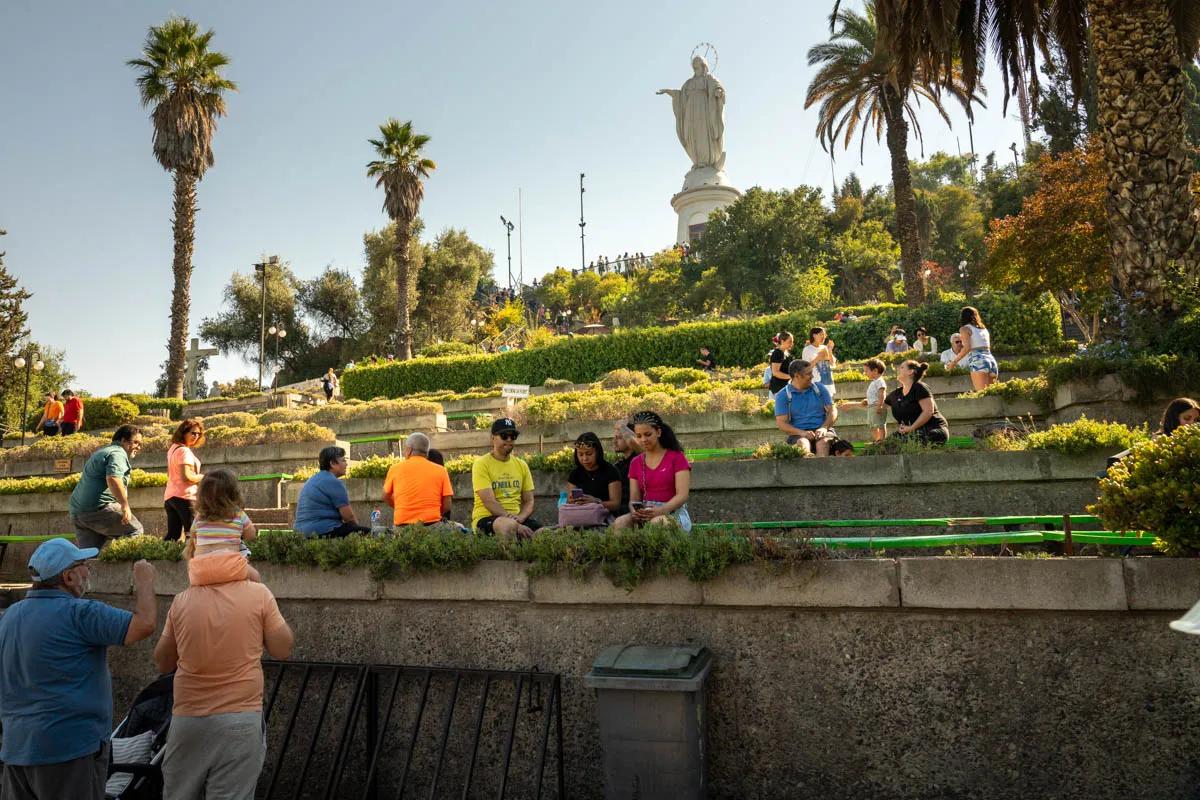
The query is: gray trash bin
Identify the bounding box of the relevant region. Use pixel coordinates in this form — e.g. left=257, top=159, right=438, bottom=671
left=583, top=644, right=713, bottom=800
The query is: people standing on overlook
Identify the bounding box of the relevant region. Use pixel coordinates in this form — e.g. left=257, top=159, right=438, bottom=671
left=69, top=426, right=144, bottom=549
left=471, top=418, right=542, bottom=539
left=885, top=360, right=950, bottom=444
left=164, top=418, right=205, bottom=543
left=945, top=306, right=999, bottom=390
left=35, top=392, right=64, bottom=437
left=613, top=411, right=692, bottom=531
left=766, top=332, right=794, bottom=396
left=60, top=389, right=84, bottom=435
left=802, top=327, right=838, bottom=398
left=0, top=540, right=157, bottom=800
left=774, top=360, right=837, bottom=456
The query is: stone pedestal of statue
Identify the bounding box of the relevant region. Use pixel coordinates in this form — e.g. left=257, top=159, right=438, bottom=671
left=671, top=182, right=741, bottom=245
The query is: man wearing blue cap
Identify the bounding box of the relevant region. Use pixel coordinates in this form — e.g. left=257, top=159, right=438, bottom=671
left=0, top=539, right=157, bottom=800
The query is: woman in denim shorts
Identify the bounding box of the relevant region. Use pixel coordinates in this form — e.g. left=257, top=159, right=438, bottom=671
left=945, top=306, right=998, bottom=391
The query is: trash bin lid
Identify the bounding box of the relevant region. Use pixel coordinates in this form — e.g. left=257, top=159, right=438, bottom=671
left=589, top=644, right=711, bottom=679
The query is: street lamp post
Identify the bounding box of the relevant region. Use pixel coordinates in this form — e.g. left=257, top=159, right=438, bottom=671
left=13, top=349, right=45, bottom=445
left=254, top=255, right=280, bottom=390
left=500, top=216, right=515, bottom=294
left=578, top=173, right=586, bottom=271
left=268, top=326, right=287, bottom=388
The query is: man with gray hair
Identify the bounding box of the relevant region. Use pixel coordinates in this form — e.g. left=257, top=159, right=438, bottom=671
left=383, top=432, right=454, bottom=526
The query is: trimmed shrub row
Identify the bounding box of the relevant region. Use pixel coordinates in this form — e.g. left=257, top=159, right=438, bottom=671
left=343, top=294, right=1063, bottom=399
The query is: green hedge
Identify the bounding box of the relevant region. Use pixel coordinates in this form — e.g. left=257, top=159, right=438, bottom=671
left=112, top=394, right=188, bottom=421
left=81, top=396, right=141, bottom=429
left=343, top=295, right=1062, bottom=399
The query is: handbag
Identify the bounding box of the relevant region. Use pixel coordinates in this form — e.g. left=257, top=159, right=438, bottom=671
left=557, top=501, right=611, bottom=528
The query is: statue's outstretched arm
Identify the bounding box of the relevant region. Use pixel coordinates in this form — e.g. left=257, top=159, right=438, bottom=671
left=656, top=89, right=680, bottom=97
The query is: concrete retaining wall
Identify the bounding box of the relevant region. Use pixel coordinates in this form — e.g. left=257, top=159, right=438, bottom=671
left=287, top=450, right=1106, bottom=530
left=92, top=557, right=1200, bottom=800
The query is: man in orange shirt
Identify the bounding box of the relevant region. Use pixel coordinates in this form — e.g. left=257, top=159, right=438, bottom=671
left=154, top=552, right=293, bottom=798
left=383, top=432, right=454, bottom=526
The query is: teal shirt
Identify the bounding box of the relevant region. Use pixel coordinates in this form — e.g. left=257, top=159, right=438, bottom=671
left=68, top=444, right=132, bottom=516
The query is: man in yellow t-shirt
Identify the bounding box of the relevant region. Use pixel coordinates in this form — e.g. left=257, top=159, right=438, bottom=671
left=471, top=418, right=542, bottom=538
left=382, top=432, right=453, bottom=525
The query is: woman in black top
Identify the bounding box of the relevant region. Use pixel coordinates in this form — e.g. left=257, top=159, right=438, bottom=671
left=566, top=432, right=623, bottom=515
left=884, top=360, right=949, bottom=444
left=767, top=332, right=794, bottom=395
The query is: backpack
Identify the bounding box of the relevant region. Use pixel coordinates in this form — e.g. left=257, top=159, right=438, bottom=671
left=762, top=350, right=774, bottom=388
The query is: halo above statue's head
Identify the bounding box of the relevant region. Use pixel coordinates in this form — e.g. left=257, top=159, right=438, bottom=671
left=690, top=42, right=719, bottom=74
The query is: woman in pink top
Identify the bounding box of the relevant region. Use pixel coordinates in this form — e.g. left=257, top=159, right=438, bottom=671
left=613, top=411, right=693, bottom=532
left=163, top=418, right=205, bottom=542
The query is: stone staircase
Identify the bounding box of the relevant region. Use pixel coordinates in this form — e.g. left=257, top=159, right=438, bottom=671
left=245, top=507, right=291, bottom=529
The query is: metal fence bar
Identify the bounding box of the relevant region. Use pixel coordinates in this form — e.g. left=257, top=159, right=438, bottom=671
left=325, top=665, right=370, bottom=799
left=461, top=675, right=493, bottom=800
left=291, top=665, right=340, bottom=799
left=362, top=668, right=404, bottom=798
left=496, top=675, right=526, bottom=800
left=396, top=669, right=433, bottom=797
left=534, top=676, right=557, bottom=798
left=428, top=672, right=462, bottom=799
left=264, top=664, right=312, bottom=800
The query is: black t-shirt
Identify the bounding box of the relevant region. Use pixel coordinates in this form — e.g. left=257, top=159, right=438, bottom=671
left=612, top=456, right=633, bottom=515
left=568, top=462, right=622, bottom=502
left=698, top=354, right=716, bottom=371
left=768, top=348, right=792, bottom=393
left=885, top=382, right=948, bottom=431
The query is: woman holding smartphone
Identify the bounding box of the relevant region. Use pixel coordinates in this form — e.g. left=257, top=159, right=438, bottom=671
left=612, top=411, right=693, bottom=532
left=564, top=432, right=622, bottom=515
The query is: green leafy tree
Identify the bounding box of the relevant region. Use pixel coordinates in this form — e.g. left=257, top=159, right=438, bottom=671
left=928, top=184, right=985, bottom=268
left=697, top=186, right=832, bottom=311
left=7, top=344, right=73, bottom=434
left=1034, top=44, right=1098, bottom=155
left=805, top=1, right=982, bottom=307
left=414, top=228, right=495, bottom=347
left=366, top=119, right=436, bottom=360
left=361, top=220, right=425, bottom=356
left=198, top=261, right=312, bottom=378
left=867, top=0, right=1200, bottom=314
left=0, top=230, right=32, bottom=434
left=300, top=267, right=365, bottom=341
left=128, top=17, right=236, bottom=398
left=831, top=220, right=900, bottom=304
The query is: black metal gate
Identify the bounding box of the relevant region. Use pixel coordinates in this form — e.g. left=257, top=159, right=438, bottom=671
left=260, top=661, right=566, bottom=800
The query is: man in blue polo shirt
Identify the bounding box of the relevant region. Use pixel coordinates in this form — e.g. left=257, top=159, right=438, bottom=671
left=0, top=539, right=158, bottom=800
left=774, top=359, right=838, bottom=456
left=294, top=445, right=370, bottom=538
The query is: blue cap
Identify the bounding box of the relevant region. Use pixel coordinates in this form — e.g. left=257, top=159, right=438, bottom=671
left=28, top=538, right=99, bottom=582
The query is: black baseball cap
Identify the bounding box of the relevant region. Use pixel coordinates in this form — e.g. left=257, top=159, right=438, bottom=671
left=491, top=417, right=519, bottom=435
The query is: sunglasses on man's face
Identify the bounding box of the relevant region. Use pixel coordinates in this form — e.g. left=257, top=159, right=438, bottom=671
left=499, top=432, right=519, bottom=441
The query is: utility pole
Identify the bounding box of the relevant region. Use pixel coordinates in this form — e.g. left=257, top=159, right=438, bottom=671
left=518, top=188, right=524, bottom=291
left=578, top=173, right=586, bottom=271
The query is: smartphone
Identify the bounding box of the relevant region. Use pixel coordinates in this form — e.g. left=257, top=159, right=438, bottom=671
left=630, top=501, right=645, bottom=512
left=570, top=488, right=584, bottom=499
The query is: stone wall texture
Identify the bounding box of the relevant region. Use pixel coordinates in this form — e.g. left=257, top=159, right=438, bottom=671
left=94, top=558, right=1200, bottom=800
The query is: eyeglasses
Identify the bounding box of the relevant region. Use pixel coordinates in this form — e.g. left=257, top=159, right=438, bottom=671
left=186, top=430, right=202, bottom=439
left=498, top=432, right=519, bottom=441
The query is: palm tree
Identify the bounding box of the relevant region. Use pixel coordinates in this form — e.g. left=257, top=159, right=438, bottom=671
left=367, top=119, right=436, bottom=360
left=863, top=0, right=1200, bottom=314
left=806, top=1, right=982, bottom=307
left=128, top=17, right=235, bottom=398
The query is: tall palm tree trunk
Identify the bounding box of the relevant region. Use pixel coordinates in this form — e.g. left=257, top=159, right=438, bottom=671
left=393, top=220, right=413, bottom=360
left=883, top=86, right=927, bottom=307
left=166, top=170, right=197, bottom=398
left=1092, top=0, right=1200, bottom=312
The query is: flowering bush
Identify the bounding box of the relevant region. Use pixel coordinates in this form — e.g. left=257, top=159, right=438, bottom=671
left=204, top=422, right=336, bottom=448
left=1092, top=425, right=1200, bottom=555
left=0, top=434, right=107, bottom=466
left=0, top=469, right=167, bottom=496
left=599, top=369, right=651, bottom=388
left=200, top=412, right=260, bottom=429
left=516, top=382, right=763, bottom=427
left=645, top=367, right=709, bottom=386
left=306, top=399, right=442, bottom=426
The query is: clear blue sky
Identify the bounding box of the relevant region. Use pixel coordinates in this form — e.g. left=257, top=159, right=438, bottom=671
left=0, top=0, right=1024, bottom=395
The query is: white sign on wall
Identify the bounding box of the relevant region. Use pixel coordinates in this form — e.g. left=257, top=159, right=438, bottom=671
left=501, top=384, right=531, bottom=399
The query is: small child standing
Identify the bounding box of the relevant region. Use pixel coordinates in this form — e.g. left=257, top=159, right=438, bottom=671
left=186, top=468, right=261, bottom=581
left=862, top=358, right=888, bottom=442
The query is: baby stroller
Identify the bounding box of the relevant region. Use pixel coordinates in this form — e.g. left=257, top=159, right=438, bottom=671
left=105, top=673, right=173, bottom=800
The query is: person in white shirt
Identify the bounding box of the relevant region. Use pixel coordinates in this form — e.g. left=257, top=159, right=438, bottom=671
left=913, top=327, right=938, bottom=356
left=801, top=327, right=837, bottom=398
left=847, top=358, right=889, bottom=442
left=940, top=334, right=964, bottom=365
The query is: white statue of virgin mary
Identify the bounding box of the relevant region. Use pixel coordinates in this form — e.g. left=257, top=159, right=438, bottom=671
left=657, top=56, right=726, bottom=176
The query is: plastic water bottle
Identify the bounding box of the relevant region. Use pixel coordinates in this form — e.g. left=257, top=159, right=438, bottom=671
left=557, top=490, right=568, bottom=507
left=370, top=507, right=385, bottom=536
